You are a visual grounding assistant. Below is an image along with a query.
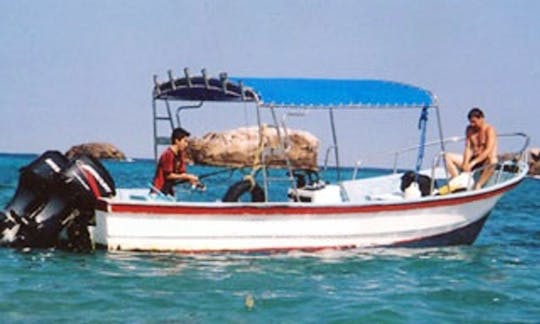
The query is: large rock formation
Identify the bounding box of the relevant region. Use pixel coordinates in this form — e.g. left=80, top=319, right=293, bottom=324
left=66, top=143, right=126, bottom=160
left=528, top=148, right=540, bottom=176
left=499, top=148, right=540, bottom=176
left=187, top=126, right=319, bottom=170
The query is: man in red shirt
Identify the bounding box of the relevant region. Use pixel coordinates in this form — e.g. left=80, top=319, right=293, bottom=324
left=152, top=127, right=200, bottom=196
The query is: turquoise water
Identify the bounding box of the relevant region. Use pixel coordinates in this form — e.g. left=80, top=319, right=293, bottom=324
left=0, top=154, right=538, bottom=323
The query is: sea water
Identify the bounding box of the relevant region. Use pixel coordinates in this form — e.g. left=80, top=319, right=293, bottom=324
left=0, top=153, right=538, bottom=323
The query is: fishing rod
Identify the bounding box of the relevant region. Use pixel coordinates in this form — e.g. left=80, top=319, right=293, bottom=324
left=173, top=166, right=239, bottom=191
left=197, top=166, right=239, bottom=180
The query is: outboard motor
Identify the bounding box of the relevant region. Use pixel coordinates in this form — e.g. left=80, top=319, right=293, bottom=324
left=0, top=151, right=115, bottom=250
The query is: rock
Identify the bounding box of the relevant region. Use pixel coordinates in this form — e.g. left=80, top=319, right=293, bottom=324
left=187, top=126, right=319, bottom=170
left=499, top=148, right=540, bottom=176
left=66, top=143, right=126, bottom=160
left=528, top=148, right=540, bottom=175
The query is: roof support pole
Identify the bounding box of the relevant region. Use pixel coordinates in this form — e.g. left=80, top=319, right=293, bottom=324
left=270, top=107, right=296, bottom=188
left=434, top=105, right=450, bottom=181
left=164, top=100, right=174, bottom=130
left=415, top=106, right=429, bottom=177
left=255, top=103, right=268, bottom=201
left=329, top=108, right=341, bottom=181
left=152, top=99, right=158, bottom=160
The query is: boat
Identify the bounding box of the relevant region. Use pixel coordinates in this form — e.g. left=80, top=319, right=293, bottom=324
left=1, top=68, right=530, bottom=252
left=91, top=69, right=529, bottom=252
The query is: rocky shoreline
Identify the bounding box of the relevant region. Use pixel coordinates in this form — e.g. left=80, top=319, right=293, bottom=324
left=499, top=148, right=539, bottom=176
left=64, top=138, right=539, bottom=177
left=66, top=143, right=126, bottom=160
left=63, top=126, right=319, bottom=168
left=526, top=148, right=540, bottom=176
left=187, top=126, right=319, bottom=170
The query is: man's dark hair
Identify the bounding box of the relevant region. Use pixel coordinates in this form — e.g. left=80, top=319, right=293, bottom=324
left=467, top=107, right=484, bottom=119
left=171, top=127, right=190, bottom=143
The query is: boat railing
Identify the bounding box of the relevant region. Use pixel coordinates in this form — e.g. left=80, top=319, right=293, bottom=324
left=351, top=137, right=462, bottom=179
left=175, top=101, right=204, bottom=128
left=258, top=111, right=311, bottom=201
left=351, top=132, right=530, bottom=181
left=281, top=111, right=308, bottom=151
left=323, top=146, right=338, bottom=172
left=429, top=149, right=528, bottom=192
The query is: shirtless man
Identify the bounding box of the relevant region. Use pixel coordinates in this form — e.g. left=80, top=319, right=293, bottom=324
left=445, top=108, right=498, bottom=189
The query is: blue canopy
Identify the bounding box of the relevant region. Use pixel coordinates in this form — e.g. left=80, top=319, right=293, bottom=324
left=153, top=71, right=435, bottom=108
left=231, top=77, right=435, bottom=108
left=152, top=70, right=439, bottom=171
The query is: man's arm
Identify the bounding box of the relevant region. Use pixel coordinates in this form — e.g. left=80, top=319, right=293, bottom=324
left=462, top=137, right=473, bottom=172
left=166, top=172, right=198, bottom=184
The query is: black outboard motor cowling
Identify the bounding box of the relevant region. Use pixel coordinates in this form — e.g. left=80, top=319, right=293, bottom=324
left=61, top=154, right=116, bottom=206
left=3, top=151, right=69, bottom=220
left=1, top=151, right=115, bottom=249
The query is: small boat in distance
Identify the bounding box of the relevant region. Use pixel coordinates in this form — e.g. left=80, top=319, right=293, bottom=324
left=90, top=69, right=529, bottom=252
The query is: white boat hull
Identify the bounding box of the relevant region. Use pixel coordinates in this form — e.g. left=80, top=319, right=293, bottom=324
left=92, top=179, right=519, bottom=252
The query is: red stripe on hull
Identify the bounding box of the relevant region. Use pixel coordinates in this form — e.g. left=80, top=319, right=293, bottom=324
left=96, top=181, right=520, bottom=216
left=99, top=244, right=358, bottom=254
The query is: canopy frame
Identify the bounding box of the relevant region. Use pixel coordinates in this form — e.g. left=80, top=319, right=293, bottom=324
left=151, top=68, right=446, bottom=198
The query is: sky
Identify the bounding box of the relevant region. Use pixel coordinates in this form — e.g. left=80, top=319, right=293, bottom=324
left=1, top=0, right=539, bottom=166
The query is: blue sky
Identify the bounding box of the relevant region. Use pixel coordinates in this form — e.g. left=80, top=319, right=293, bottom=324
left=1, top=0, right=539, bottom=165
